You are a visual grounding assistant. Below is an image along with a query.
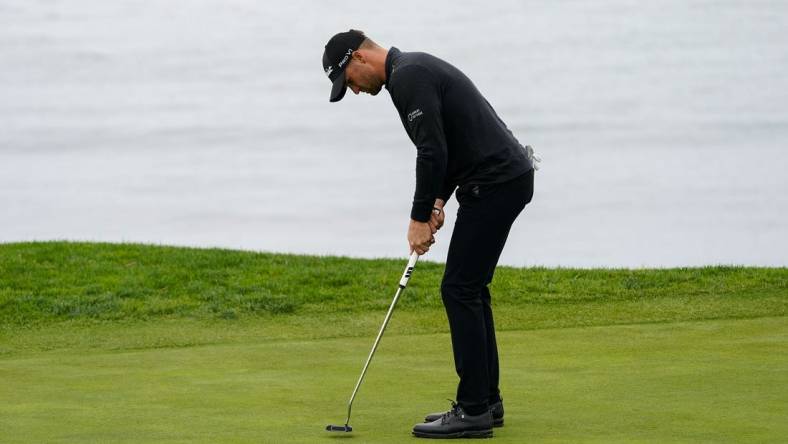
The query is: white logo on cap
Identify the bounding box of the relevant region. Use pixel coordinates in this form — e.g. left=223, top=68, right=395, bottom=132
left=325, top=65, right=334, bottom=77
left=338, top=48, right=353, bottom=69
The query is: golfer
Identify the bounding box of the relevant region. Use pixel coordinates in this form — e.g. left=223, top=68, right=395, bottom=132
left=322, top=30, right=536, bottom=439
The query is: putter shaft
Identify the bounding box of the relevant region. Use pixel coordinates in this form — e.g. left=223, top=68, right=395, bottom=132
left=343, top=252, right=419, bottom=427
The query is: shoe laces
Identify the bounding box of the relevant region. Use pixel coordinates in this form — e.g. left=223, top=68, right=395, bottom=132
left=440, top=399, right=462, bottom=425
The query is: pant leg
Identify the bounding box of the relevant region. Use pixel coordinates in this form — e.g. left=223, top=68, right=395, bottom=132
left=481, top=221, right=514, bottom=406
left=441, top=170, right=533, bottom=414
left=481, top=277, right=500, bottom=405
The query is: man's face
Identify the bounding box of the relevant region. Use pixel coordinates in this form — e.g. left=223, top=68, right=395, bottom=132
left=344, top=55, right=383, bottom=96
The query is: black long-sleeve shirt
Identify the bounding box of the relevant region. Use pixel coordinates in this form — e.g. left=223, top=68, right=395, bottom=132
left=384, top=47, right=534, bottom=222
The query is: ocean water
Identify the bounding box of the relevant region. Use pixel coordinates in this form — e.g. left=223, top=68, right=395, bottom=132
left=1, top=0, right=786, bottom=267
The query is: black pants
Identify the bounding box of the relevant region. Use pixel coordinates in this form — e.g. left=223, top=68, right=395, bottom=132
left=441, top=169, right=534, bottom=415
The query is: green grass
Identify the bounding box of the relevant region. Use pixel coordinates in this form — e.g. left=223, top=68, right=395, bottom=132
left=2, top=318, right=786, bottom=443
left=2, top=241, right=785, bottom=333
left=1, top=241, right=786, bottom=442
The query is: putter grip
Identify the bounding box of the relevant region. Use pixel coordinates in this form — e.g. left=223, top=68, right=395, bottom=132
left=399, top=252, right=419, bottom=288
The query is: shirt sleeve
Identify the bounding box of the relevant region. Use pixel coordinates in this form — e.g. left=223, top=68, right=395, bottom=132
left=438, top=183, right=455, bottom=203
left=392, top=65, right=448, bottom=222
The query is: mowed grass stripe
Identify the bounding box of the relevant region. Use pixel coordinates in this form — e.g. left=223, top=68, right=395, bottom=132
left=1, top=317, right=786, bottom=443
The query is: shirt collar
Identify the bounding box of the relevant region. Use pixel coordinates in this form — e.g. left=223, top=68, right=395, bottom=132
left=384, top=46, right=400, bottom=90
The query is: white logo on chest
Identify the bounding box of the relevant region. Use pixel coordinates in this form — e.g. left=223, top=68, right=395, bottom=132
left=407, top=109, right=424, bottom=122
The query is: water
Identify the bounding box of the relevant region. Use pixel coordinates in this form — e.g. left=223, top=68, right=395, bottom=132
left=1, top=0, right=787, bottom=267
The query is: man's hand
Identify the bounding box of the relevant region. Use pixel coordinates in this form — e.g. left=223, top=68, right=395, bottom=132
left=408, top=219, right=435, bottom=255
left=429, top=198, right=446, bottom=233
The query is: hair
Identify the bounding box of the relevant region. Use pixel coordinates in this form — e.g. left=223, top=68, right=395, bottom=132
left=350, top=29, right=381, bottom=50
left=360, top=38, right=380, bottom=49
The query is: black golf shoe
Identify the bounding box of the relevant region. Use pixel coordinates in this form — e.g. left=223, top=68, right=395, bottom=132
left=424, top=400, right=504, bottom=427
left=412, top=401, right=493, bottom=439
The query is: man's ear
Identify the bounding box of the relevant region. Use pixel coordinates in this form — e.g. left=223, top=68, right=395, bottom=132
left=352, top=50, right=366, bottom=64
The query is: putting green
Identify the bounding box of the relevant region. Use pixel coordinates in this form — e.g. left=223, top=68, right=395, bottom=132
left=1, top=317, right=786, bottom=443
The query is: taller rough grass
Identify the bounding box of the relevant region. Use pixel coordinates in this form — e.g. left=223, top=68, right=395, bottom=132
left=1, top=241, right=786, bottom=328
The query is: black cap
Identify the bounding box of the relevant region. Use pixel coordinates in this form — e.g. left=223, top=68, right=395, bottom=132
left=322, top=30, right=366, bottom=102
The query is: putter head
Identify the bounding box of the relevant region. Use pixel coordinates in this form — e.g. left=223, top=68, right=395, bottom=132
left=326, top=424, right=353, bottom=432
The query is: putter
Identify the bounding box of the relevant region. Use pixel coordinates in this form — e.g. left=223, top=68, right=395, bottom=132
left=326, top=251, right=420, bottom=433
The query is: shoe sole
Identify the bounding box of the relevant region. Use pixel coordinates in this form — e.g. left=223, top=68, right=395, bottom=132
left=423, top=418, right=503, bottom=428
left=412, top=429, right=493, bottom=439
